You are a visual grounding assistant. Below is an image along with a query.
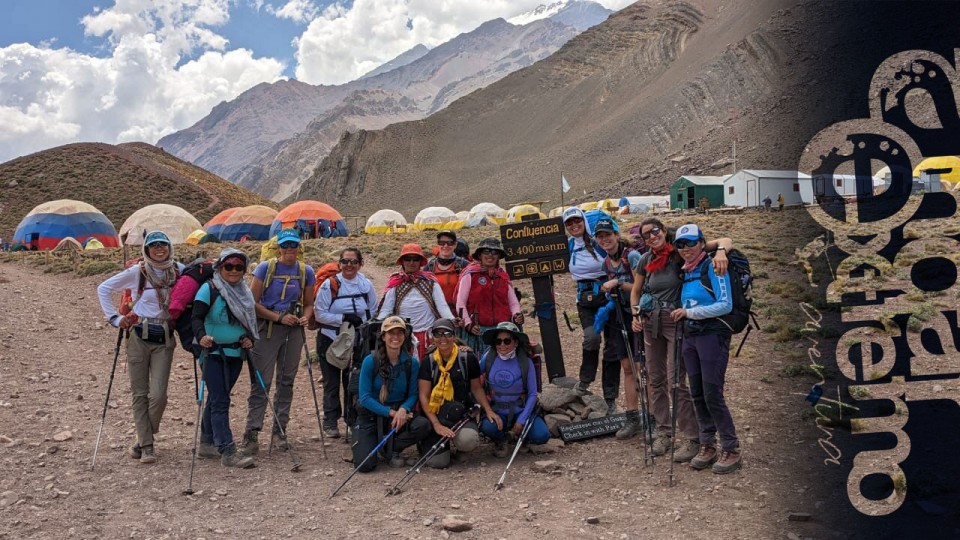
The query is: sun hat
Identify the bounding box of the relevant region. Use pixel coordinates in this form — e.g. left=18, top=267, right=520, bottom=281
left=276, top=228, right=301, bottom=246
left=481, top=321, right=529, bottom=349
left=381, top=315, right=408, bottom=334
left=144, top=231, right=171, bottom=246
left=472, top=237, right=507, bottom=260
left=396, top=243, right=428, bottom=266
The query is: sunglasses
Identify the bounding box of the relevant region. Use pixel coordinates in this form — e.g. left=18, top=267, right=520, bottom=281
left=278, top=242, right=299, bottom=249
left=437, top=240, right=456, bottom=246
left=222, top=263, right=246, bottom=272
left=479, top=249, right=500, bottom=256
left=401, top=256, right=422, bottom=263
left=564, top=217, right=584, bottom=225
left=673, top=238, right=700, bottom=249
left=432, top=330, right=454, bottom=338
left=640, top=227, right=662, bottom=240
left=339, top=258, right=360, bottom=265
left=494, top=337, right=514, bottom=346
left=147, top=242, right=169, bottom=248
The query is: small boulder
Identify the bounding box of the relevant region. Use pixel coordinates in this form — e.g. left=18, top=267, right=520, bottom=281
left=581, top=394, right=607, bottom=414
left=544, top=414, right=572, bottom=437
left=539, top=386, right=579, bottom=413
left=441, top=515, right=473, bottom=532
left=550, top=376, right=578, bottom=389
left=52, top=431, right=73, bottom=442
left=531, top=460, right=561, bottom=473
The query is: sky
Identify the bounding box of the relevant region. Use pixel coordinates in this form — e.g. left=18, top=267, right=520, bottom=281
left=0, top=0, right=633, bottom=164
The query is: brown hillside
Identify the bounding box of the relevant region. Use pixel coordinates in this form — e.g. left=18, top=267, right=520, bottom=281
left=0, top=142, right=278, bottom=240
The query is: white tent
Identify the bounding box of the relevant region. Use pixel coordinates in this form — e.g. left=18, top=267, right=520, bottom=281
left=468, top=202, right=507, bottom=224
left=413, top=207, right=463, bottom=231
left=119, top=204, right=203, bottom=245
left=365, top=209, right=408, bottom=234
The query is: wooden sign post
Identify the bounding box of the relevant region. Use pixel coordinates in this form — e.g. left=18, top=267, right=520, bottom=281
left=500, top=215, right=569, bottom=381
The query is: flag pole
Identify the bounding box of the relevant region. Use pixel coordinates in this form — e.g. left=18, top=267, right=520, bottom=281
left=560, top=170, right=564, bottom=211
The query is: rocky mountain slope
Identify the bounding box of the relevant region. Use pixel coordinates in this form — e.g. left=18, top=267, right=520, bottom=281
left=358, top=44, right=431, bottom=80
left=0, top=143, right=277, bottom=239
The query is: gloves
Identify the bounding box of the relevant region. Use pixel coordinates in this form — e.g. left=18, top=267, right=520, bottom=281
left=342, top=313, right=363, bottom=328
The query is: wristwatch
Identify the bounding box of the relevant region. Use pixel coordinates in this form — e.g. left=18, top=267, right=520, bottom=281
left=716, top=246, right=726, bottom=251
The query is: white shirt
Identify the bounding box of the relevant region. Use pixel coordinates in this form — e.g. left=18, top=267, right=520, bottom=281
left=375, top=279, right=454, bottom=332
left=568, top=236, right=606, bottom=281
left=97, top=262, right=185, bottom=323
left=314, top=272, right=378, bottom=340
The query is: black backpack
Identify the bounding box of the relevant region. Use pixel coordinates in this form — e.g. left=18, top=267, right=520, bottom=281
left=344, top=319, right=415, bottom=426
left=699, top=249, right=758, bottom=355
left=172, top=258, right=216, bottom=355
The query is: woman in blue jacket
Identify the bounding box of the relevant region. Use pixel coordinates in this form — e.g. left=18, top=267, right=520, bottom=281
left=354, top=315, right=431, bottom=471
left=670, top=224, right=741, bottom=475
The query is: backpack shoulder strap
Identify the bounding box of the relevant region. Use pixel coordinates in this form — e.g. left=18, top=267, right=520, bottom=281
left=297, top=262, right=307, bottom=301
left=264, top=258, right=278, bottom=289
left=517, top=349, right=531, bottom=395
left=699, top=256, right=717, bottom=299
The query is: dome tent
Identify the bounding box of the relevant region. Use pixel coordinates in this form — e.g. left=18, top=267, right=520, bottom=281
left=186, top=229, right=208, bottom=245
left=52, top=237, right=83, bottom=253
left=220, top=205, right=277, bottom=241
left=13, top=199, right=120, bottom=251
left=597, top=198, right=619, bottom=212
left=203, top=207, right=240, bottom=239
left=468, top=202, right=507, bottom=224
left=505, top=204, right=546, bottom=223
left=270, top=200, right=347, bottom=238
left=83, top=237, right=105, bottom=250
left=549, top=206, right=573, bottom=217
left=578, top=201, right=598, bottom=211
left=119, top=204, right=203, bottom=245
left=913, top=156, right=960, bottom=183
left=364, top=209, right=408, bottom=234
left=412, top=207, right=463, bottom=231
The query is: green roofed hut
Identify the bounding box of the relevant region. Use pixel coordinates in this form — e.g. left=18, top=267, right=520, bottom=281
left=669, top=175, right=728, bottom=210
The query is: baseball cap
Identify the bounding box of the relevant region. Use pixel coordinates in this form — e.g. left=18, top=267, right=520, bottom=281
left=562, top=207, right=586, bottom=223
left=594, top=218, right=617, bottom=234
left=431, top=318, right=457, bottom=334
left=144, top=231, right=171, bottom=246
left=674, top=224, right=704, bottom=242
left=436, top=230, right=457, bottom=242
left=381, top=315, right=407, bottom=333
left=276, top=228, right=300, bottom=246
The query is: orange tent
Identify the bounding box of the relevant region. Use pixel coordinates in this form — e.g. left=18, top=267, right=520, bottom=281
left=271, top=200, right=348, bottom=237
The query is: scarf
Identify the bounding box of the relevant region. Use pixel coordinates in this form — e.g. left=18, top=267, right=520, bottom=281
left=427, top=344, right=460, bottom=414
left=462, top=260, right=507, bottom=279
left=385, top=270, right=437, bottom=290
left=436, top=256, right=456, bottom=266
left=645, top=243, right=675, bottom=274
left=211, top=272, right=260, bottom=340
left=141, top=248, right=177, bottom=319
left=681, top=251, right=707, bottom=273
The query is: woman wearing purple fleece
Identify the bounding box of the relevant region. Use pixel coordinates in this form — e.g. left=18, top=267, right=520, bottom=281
left=478, top=322, right=549, bottom=457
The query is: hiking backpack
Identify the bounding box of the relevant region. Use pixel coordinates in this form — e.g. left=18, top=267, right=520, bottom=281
left=170, top=259, right=216, bottom=353
left=698, top=249, right=758, bottom=356
left=313, top=262, right=342, bottom=299
left=343, top=319, right=415, bottom=426
left=480, top=345, right=543, bottom=402
left=263, top=259, right=306, bottom=302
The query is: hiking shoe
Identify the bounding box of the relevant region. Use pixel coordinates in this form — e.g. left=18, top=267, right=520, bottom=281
left=128, top=444, right=142, bottom=460
left=615, top=414, right=641, bottom=440
left=344, top=427, right=352, bottom=444
left=574, top=381, right=590, bottom=396
left=272, top=432, right=292, bottom=452
left=389, top=454, right=406, bottom=468
left=605, top=399, right=617, bottom=415
left=712, top=448, right=742, bottom=475
left=139, top=445, right=157, bottom=464
left=198, top=442, right=220, bottom=459
left=221, top=445, right=255, bottom=469
left=651, top=434, right=673, bottom=457
left=673, top=439, right=700, bottom=463
left=323, top=427, right=341, bottom=439
left=239, top=430, right=259, bottom=456
left=690, top=444, right=718, bottom=470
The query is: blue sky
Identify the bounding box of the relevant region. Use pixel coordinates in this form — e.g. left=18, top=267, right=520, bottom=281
left=0, top=0, right=631, bottom=163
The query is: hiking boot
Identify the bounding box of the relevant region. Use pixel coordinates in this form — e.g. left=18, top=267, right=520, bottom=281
left=389, top=454, right=406, bottom=468
left=712, top=448, right=742, bottom=475
left=198, top=441, right=220, bottom=459
left=221, top=445, right=255, bottom=469
left=239, top=430, right=259, bottom=456
left=272, top=432, right=292, bottom=452
left=673, top=439, right=700, bottom=463
left=574, top=381, right=590, bottom=396
left=139, top=445, right=157, bottom=464
left=690, top=444, right=718, bottom=470
left=493, top=440, right=508, bottom=458
left=128, top=443, right=142, bottom=460
left=615, top=412, right=641, bottom=440
left=605, top=399, right=617, bottom=415
left=651, top=434, right=673, bottom=457
left=323, top=427, right=341, bottom=439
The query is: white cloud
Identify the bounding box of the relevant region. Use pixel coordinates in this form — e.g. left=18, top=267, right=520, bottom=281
left=294, top=0, right=629, bottom=85
left=269, top=0, right=321, bottom=23
left=0, top=0, right=285, bottom=163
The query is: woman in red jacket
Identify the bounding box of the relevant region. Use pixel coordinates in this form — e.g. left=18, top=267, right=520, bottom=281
left=455, top=238, right=523, bottom=352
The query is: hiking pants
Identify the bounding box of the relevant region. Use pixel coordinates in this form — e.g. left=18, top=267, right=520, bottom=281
left=353, top=413, right=431, bottom=473
left=316, top=333, right=349, bottom=430
left=244, top=322, right=303, bottom=434
left=480, top=415, right=550, bottom=445
left=200, top=353, right=244, bottom=452
left=682, top=333, right=739, bottom=451
left=643, top=311, right=697, bottom=440
left=126, top=330, right=174, bottom=449
left=577, top=304, right=619, bottom=401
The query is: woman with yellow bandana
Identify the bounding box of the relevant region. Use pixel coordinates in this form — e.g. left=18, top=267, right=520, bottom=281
left=417, top=318, right=500, bottom=468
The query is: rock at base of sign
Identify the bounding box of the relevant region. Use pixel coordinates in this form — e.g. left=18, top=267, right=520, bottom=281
left=581, top=395, right=608, bottom=415
left=550, top=376, right=578, bottom=389
left=539, top=386, right=580, bottom=413
left=441, top=515, right=473, bottom=532
left=544, top=414, right=573, bottom=437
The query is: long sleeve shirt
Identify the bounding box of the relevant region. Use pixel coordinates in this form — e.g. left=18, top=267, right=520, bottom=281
left=681, top=258, right=733, bottom=320
left=97, top=263, right=184, bottom=324
left=480, top=352, right=538, bottom=426
left=314, top=272, right=378, bottom=340
left=455, top=269, right=521, bottom=328
left=375, top=280, right=454, bottom=332
left=357, top=352, right=420, bottom=418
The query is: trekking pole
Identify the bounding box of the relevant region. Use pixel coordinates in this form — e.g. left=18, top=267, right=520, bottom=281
left=330, top=426, right=397, bottom=499
left=243, top=349, right=302, bottom=472
left=612, top=293, right=653, bottom=466
left=387, top=405, right=479, bottom=496
left=90, top=328, right=124, bottom=470
left=495, top=404, right=541, bottom=491
left=299, top=323, right=327, bottom=459
left=183, top=350, right=207, bottom=495
left=669, top=332, right=682, bottom=487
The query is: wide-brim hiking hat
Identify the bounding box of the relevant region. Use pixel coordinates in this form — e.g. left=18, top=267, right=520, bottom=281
left=144, top=231, right=171, bottom=246
left=674, top=224, right=704, bottom=243
left=436, top=230, right=457, bottom=242
left=276, top=228, right=301, bottom=246
left=482, top=321, right=529, bottom=349
left=215, top=247, right=249, bottom=268
left=472, top=237, right=506, bottom=260
left=381, top=315, right=408, bottom=334
left=396, top=243, right=428, bottom=266
left=326, top=322, right=356, bottom=370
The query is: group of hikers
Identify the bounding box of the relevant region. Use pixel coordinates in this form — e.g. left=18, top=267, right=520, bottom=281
left=94, top=210, right=743, bottom=479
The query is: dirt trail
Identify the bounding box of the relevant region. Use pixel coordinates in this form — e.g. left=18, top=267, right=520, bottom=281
left=0, top=254, right=833, bottom=539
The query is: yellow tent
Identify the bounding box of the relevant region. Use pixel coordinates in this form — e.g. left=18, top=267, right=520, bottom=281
left=412, top=207, right=463, bottom=231
left=913, top=156, right=960, bottom=183
left=506, top=204, right=546, bottom=223
left=578, top=201, right=598, bottom=211
left=365, top=209, right=408, bottom=234
left=549, top=206, right=573, bottom=217
left=119, top=204, right=203, bottom=245
left=597, top=198, right=619, bottom=211
left=468, top=202, right=507, bottom=224
left=83, top=238, right=105, bottom=250
left=186, top=229, right=207, bottom=245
